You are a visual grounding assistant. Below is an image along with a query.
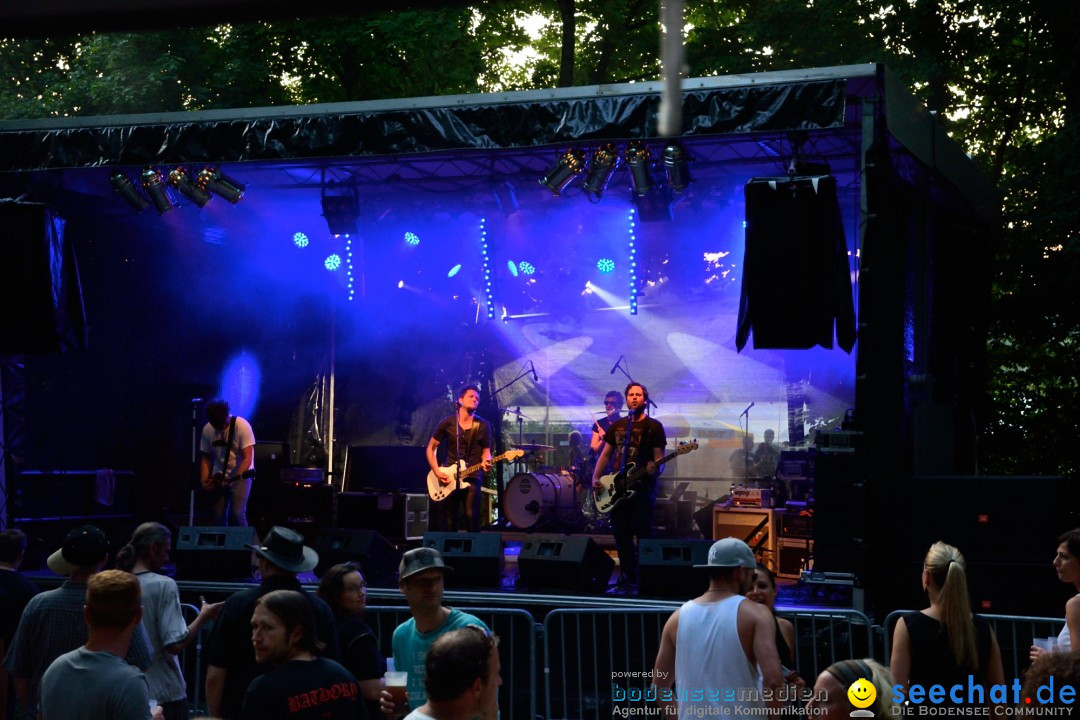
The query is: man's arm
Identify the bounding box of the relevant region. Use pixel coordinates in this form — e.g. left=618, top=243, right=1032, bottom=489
left=592, top=443, right=614, bottom=487
left=589, top=422, right=606, bottom=454
left=198, top=453, right=212, bottom=487
left=426, top=437, right=450, bottom=481
left=235, top=445, right=254, bottom=477
left=206, top=665, right=227, bottom=718
left=652, top=609, right=679, bottom=718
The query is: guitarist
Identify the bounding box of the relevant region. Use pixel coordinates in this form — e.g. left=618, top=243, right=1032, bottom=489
left=591, top=382, right=666, bottom=588
left=425, top=385, right=492, bottom=532
left=198, top=399, right=256, bottom=527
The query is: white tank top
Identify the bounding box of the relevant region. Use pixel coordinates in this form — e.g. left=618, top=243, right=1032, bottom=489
left=674, top=595, right=763, bottom=718
left=1058, top=595, right=1077, bottom=651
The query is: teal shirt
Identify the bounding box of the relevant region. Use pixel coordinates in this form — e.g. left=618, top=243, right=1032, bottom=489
left=391, top=608, right=488, bottom=709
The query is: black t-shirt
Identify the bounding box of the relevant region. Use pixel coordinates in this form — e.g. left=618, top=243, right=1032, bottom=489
left=431, top=415, right=492, bottom=480
left=603, top=415, right=667, bottom=475
left=336, top=613, right=384, bottom=720
left=0, top=569, right=39, bottom=646
left=206, top=575, right=341, bottom=720
left=242, top=657, right=365, bottom=720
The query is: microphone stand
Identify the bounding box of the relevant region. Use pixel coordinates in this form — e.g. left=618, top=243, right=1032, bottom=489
left=489, top=364, right=536, bottom=528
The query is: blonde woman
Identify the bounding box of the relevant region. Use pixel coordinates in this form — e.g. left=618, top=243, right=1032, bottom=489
left=805, top=659, right=894, bottom=720
left=890, top=541, right=1004, bottom=703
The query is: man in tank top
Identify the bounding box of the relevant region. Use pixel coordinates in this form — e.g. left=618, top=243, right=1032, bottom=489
left=652, top=538, right=785, bottom=718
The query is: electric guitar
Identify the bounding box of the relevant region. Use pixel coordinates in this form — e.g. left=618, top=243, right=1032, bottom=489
left=593, top=441, right=699, bottom=514
left=426, top=449, right=525, bottom=501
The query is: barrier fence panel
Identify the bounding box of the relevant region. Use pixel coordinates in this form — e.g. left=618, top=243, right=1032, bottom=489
left=883, top=610, right=1066, bottom=681
left=365, top=605, right=538, bottom=720
left=179, top=603, right=206, bottom=715
left=544, top=607, right=673, bottom=720
left=781, top=608, right=877, bottom=681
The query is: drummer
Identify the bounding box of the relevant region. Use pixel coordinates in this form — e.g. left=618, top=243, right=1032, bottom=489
left=589, top=390, right=624, bottom=475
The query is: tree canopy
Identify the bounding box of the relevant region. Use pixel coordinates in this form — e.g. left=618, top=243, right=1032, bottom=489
left=1, top=0, right=1076, bottom=477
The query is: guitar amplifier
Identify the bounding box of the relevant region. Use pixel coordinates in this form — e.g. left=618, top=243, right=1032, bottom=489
left=337, top=492, right=429, bottom=541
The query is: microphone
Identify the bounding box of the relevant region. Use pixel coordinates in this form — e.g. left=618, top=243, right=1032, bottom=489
left=610, top=354, right=624, bottom=375
left=740, top=401, right=755, bottom=417
left=530, top=361, right=538, bottom=383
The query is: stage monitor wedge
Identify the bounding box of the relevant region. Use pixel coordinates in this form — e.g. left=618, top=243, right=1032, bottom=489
left=517, top=534, right=614, bottom=593
left=314, top=528, right=401, bottom=587
left=638, top=539, right=714, bottom=598
left=423, top=532, right=504, bottom=588
left=175, top=526, right=256, bottom=581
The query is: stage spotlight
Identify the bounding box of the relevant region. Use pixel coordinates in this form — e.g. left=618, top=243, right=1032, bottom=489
left=597, top=258, right=615, bottom=273
left=397, top=280, right=405, bottom=289
left=583, top=142, right=620, bottom=200
left=507, top=260, right=519, bottom=277
left=663, top=143, right=691, bottom=193
left=110, top=172, right=149, bottom=213
left=325, top=254, right=342, bottom=271
left=625, top=141, right=653, bottom=197
left=293, top=232, right=309, bottom=248
left=447, top=263, right=463, bottom=278
left=519, top=261, right=536, bottom=275
left=492, top=180, right=519, bottom=215
left=167, top=167, right=211, bottom=208
left=404, top=232, right=420, bottom=246
left=539, top=149, right=586, bottom=196
left=320, top=189, right=359, bottom=236
left=196, top=166, right=245, bottom=204
left=140, top=167, right=174, bottom=214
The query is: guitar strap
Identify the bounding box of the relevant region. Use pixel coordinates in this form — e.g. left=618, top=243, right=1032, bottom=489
left=621, top=415, right=634, bottom=470
left=220, top=415, right=238, bottom=479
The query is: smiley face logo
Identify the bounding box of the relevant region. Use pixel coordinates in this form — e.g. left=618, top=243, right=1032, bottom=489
left=847, top=678, right=876, bottom=709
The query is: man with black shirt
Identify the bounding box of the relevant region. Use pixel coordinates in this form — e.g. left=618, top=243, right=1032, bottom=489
left=204, top=526, right=339, bottom=720
left=425, top=385, right=493, bottom=532
left=591, top=382, right=666, bottom=586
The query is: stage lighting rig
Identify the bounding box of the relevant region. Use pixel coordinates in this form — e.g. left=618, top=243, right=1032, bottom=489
left=539, top=149, right=586, bottom=196
left=662, top=143, right=691, bottom=193
left=320, top=186, right=359, bottom=236
left=196, top=167, right=245, bottom=204
left=625, top=141, right=653, bottom=197
left=110, top=172, right=149, bottom=213
left=167, top=167, right=211, bottom=208
left=583, top=142, right=620, bottom=200
left=140, top=167, right=174, bottom=214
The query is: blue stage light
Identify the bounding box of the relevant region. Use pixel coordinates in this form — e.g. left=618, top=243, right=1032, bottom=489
left=597, top=258, right=615, bottom=273
left=519, top=261, right=536, bottom=275
left=404, top=232, right=420, bottom=246
left=397, top=280, right=405, bottom=289
left=325, top=254, right=342, bottom=271
left=293, top=232, right=309, bottom=248
left=220, top=351, right=261, bottom=421
left=448, top=264, right=462, bottom=278
left=508, top=260, right=519, bottom=277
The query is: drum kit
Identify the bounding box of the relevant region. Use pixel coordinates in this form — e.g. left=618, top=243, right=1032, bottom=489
left=500, top=442, right=609, bottom=532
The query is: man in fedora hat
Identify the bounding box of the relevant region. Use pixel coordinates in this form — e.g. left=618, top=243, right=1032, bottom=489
left=4, top=525, right=153, bottom=719
left=380, top=548, right=489, bottom=718
left=652, top=538, right=785, bottom=718
left=205, top=526, right=339, bottom=720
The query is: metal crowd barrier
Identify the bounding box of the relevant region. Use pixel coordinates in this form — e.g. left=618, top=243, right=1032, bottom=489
left=883, top=609, right=1066, bottom=680
left=179, top=602, right=207, bottom=714
left=781, top=607, right=878, bottom=679
left=364, top=605, right=538, bottom=720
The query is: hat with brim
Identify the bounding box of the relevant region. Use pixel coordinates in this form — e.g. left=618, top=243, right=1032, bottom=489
left=247, top=526, right=318, bottom=573
left=399, top=546, right=452, bottom=582
left=693, top=537, right=757, bottom=569
left=47, top=525, right=110, bottom=575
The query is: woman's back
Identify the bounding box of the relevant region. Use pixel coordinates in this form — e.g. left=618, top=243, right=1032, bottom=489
left=905, top=611, right=992, bottom=691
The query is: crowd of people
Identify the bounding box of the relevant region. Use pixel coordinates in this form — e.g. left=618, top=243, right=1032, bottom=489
left=0, top=519, right=1078, bottom=719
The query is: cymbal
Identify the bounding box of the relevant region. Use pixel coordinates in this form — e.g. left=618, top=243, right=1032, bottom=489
left=514, top=443, right=556, bottom=452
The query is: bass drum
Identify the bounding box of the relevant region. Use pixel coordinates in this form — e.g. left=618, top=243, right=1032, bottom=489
left=503, top=472, right=577, bottom=529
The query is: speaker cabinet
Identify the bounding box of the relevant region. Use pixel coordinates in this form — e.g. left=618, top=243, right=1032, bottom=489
left=337, top=493, right=427, bottom=541
left=313, top=529, right=401, bottom=587
left=638, top=539, right=713, bottom=598
left=175, top=526, right=256, bottom=581
left=777, top=539, right=813, bottom=580
left=712, top=507, right=776, bottom=569
left=517, top=534, right=614, bottom=593
left=423, top=532, right=504, bottom=588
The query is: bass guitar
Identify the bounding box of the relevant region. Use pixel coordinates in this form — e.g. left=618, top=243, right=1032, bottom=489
left=426, top=449, right=525, bottom=501
left=593, top=441, right=698, bottom=514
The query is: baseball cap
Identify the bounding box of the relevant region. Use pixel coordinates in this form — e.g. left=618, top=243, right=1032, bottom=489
left=399, top=547, right=452, bottom=582
left=47, top=525, right=110, bottom=575
left=693, top=537, right=757, bottom=569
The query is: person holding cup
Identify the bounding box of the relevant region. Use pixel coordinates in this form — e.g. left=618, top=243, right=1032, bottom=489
left=381, top=549, right=489, bottom=718
left=242, top=590, right=363, bottom=720
left=1031, top=528, right=1080, bottom=662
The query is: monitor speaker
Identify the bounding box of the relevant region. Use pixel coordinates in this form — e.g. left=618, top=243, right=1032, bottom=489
left=517, top=534, right=614, bottom=593
left=638, top=539, right=713, bottom=598
left=174, top=526, right=256, bottom=581
left=422, top=532, right=504, bottom=588
left=313, top=529, right=401, bottom=587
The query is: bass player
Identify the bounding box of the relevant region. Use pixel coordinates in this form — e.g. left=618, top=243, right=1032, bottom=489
left=198, top=399, right=256, bottom=527
left=426, top=385, right=493, bottom=532
left=591, top=382, right=666, bottom=588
